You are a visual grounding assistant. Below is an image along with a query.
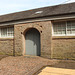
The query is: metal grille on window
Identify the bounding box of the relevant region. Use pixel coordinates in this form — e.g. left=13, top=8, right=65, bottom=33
left=67, top=21, right=75, bottom=35
left=0, top=27, right=14, bottom=38
left=7, top=27, right=14, bottom=37
left=53, top=21, right=75, bottom=36
left=71, top=21, right=75, bottom=34
left=1, top=28, right=7, bottom=37
left=53, top=22, right=66, bottom=35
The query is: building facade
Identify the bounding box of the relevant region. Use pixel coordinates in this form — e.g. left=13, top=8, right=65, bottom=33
left=0, top=3, right=75, bottom=59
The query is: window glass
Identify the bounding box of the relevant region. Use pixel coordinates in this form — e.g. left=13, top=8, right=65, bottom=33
left=0, top=27, right=14, bottom=38
left=53, top=22, right=66, bottom=35
left=71, top=21, right=75, bottom=34
left=53, top=21, right=75, bottom=36
left=8, top=27, right=14, bottom=36
left=67, top=21, right=72, bottom=34
left=1, top=28, right=7, bottom=37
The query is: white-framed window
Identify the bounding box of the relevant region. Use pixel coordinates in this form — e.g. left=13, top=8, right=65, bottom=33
left=0, top=27, right=14, bottom=38
left=52, top=21, right=75, bottom=36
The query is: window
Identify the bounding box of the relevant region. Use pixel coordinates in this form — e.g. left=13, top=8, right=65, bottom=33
left=53, top=21, right=75, bottom=36
left=35, top=11, right=43, bottom=14
left=67, top=21, right=75, bottom=35
left=0, top=27, right=14, bottom=38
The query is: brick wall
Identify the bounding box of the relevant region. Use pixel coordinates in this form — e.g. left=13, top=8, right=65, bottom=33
left=0, top=39, right=14, bottom=55
left=52, top=38, right=75, bottom=59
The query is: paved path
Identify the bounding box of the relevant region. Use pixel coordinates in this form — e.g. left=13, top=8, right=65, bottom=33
left=0, top=56, right=75, bottom=75
left=38, top=67, right=75, bottom=75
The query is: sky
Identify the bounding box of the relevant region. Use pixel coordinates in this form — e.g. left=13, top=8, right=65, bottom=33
left=0, top=0, right=75, bottom=15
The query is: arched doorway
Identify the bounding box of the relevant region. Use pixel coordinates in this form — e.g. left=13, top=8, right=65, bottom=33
left=25, top=28, right=40, bottom=56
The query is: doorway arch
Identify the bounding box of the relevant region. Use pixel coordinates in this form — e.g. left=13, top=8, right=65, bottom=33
left=25, top=28, right=40, bottom=56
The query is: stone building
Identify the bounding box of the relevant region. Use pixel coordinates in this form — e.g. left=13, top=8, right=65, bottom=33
left=0, top=2, right=75, bottom=59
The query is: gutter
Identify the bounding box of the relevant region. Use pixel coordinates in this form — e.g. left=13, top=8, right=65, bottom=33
left=0, top=15, right=75, bottom=26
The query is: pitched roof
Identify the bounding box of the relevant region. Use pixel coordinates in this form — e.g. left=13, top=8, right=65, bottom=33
left=0, top=2, right=75, bottom=23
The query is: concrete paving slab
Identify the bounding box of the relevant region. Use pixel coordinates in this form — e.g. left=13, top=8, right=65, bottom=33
left=38, top=67, right=75, bottom=75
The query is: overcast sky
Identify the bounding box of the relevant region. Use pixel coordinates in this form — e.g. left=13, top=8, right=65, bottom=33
left=0, top=0, right=75, bottom=15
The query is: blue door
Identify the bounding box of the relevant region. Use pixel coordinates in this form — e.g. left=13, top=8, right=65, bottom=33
left=25, top=28, right=40, bottom=56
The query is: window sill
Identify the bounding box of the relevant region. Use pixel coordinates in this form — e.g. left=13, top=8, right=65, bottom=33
left=0, top=37, right=14, bottom=40
left=52, top=36, right=75, bottom=39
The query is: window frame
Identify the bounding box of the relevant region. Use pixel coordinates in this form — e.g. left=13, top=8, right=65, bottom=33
left=52, top=21, right=75, bottom=36
left=0, top=26, right=14, bottom=38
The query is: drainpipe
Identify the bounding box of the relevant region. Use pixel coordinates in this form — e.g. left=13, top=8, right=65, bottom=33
left=13, top=25, right=15, bottom=56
